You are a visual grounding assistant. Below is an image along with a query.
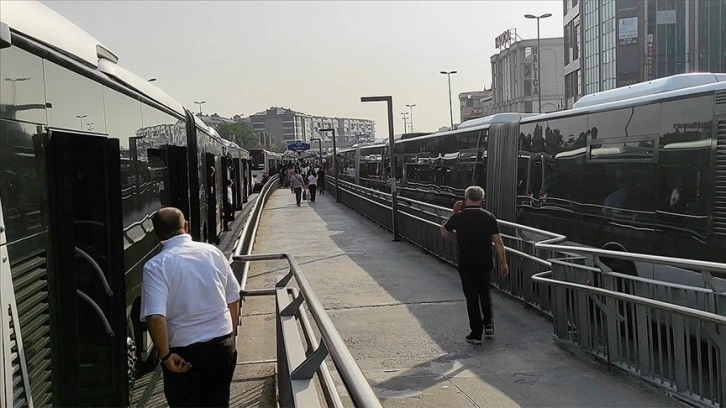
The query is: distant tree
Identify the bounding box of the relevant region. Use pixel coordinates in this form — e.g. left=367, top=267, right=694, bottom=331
left=216, top=122, right=261, bottom=149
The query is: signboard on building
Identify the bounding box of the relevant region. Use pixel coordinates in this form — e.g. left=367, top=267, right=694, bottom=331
left=618, top=17, right=638, bottom=45
left=656, top=10, right=676, bottom=25
left=287, top=141, right=310, bottom=152
left=495, top=30, right=512, bottom=49
left=616, top=1, right=642, bottom=87
left=532, top=47, right=539, bottom=95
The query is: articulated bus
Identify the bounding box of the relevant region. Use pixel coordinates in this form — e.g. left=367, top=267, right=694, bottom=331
left=337, top=73, right=726, bottom=279
left=249, top=148, right=283, bottom=190
left=0, top=2, right=251, bottom=406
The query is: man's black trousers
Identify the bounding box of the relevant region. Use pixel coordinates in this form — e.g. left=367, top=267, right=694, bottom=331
left=458, top=268, right=493, bottom=335
left=162, top=334, right=237, bottom=407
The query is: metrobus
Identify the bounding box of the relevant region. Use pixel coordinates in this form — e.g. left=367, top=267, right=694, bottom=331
left=249, top=148, right=283, bottom=190
left=0, top=2, right=251, bottom=406
left=337, top=73, right=726, bottom=277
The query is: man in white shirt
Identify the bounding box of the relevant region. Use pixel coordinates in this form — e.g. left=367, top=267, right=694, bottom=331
left=141, top=207, right=240, bottom=407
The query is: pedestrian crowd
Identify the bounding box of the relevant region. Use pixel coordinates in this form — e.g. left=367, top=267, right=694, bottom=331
left=280, top=160, right=327, bottom=207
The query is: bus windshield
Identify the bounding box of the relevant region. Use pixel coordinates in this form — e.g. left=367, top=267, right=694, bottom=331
left=250, top=150, right=265, bottom=170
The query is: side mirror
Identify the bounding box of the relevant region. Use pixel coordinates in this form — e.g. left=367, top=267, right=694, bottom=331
left=0, top=22, right=11, bottom=49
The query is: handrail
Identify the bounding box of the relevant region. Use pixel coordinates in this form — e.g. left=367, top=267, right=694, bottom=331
left=534, top=242, right=726, bottom=291
left=532, top=270, right=726, bottom=325
left=76, top=290, right=115, bottom=337
left=233, top=253, right=382, bottom=408
left=231, top=175, right=278, bottom=290
left=74, top=247, right=113, bottom=296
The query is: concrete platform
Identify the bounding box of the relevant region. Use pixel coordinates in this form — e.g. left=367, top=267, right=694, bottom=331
left=243, top=188, right=684, bottom=407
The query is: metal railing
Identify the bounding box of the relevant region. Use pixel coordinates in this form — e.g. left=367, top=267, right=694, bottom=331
left=532, top=250, right=726, bottom=407
left=231, top=176, right=382, bottom=408
left=330, top=179, right=726, bottom=407
left=330, top=178, right=569, bottom=314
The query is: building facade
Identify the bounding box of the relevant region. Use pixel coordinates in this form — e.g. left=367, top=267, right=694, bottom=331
left=459, top=89, right=494, bottom=122
left=250, top=107, right=375, bottom=148
left=564, top=0, right=726, bottom=107
left=491, top=37, right=566, bottom=114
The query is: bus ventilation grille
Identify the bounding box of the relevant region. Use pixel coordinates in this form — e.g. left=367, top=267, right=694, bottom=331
left=715, top=119, right=726, bottom=237
left=12, top=253, right=53, bottom=407
left=716, top=90, right=726, bottom=105
left=9, top=306, right=29, bottom=408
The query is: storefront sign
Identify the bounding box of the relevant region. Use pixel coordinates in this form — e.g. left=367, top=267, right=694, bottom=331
left=495, top=30, right=512, bottom=49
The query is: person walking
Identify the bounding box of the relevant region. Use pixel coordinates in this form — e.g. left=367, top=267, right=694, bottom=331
left=317, top=166, right=326, bottom=195
left=306, top=171, right=318, bottom=202
left=141, top=208, right=240, bottom=407
left=223, top=180, right=233, bottom=231
left=440, top=186, right=508, bottom=344
left=290, top=170, right=306, bottom=207
left=287, top=164, right=296, bottom=193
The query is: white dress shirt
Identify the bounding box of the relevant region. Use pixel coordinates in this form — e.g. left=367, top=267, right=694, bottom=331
left=140, top=234, right=241, bottom=347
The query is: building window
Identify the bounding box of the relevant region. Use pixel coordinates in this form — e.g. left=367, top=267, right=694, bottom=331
left=524, top=46, right=533, bottom=58
left=524, top=101, right=533, bottom=113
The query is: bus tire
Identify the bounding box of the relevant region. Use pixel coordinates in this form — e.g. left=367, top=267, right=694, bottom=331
left=598, top=242, right=637, bottom=276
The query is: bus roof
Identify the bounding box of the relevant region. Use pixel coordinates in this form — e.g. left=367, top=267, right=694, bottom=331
left=458, top=112, right=537, bottom=129
left=0, top=0, right=116, bottom=67
left=98, top=59, right=186, bottom=116
left=573, top=73, right=726, bottom=109
left=523, top=77, right=726, bottom=124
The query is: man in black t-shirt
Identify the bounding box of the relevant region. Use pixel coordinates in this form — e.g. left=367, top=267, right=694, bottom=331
left=441, top=186, right=509, bottom=344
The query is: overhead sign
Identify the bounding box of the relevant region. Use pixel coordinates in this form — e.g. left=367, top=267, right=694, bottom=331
left=287, top=141, right=310, bottom=152
left=495, top=30, right=512, bottom=49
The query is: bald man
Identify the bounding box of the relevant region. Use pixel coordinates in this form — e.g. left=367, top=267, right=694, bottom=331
left=141, top=208, right=240, bottom=407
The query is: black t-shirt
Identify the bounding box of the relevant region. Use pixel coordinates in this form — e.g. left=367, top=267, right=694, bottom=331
left=444, top=206, right=500, bottom=271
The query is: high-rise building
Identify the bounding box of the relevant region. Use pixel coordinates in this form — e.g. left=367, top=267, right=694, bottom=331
left=491, top=36, right=566, bottom=113
left=564, top=0, right=726, bottom=108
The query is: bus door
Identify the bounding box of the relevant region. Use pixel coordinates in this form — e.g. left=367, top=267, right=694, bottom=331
left=164, top=145, right=190, bottom=217
left=205, top=153, right=219, bottom=242
left=221, top=156, right=232, bottom=212
left=234, top=158, right=245, bottom=210
left=44, top=130, right=127, bottom=406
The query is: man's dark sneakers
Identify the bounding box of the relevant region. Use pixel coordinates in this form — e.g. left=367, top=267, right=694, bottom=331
left=484, top=324, right=495, bottom=337
left=465, top=332, right=482, bottom=344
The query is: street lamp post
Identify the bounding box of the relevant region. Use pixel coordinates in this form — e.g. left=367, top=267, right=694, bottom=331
left=310, top=138, right=323, bottom=163
left=406, top=104, right=416, bottom=132
left=401, top=112, right=409, bottom=134
left=524, top=13, right=552, bottom=113
left=318, top=128, right=338, bottom=203
left=439, top=71, right=457, bottom=130
left=76, top=114, right=87, bottom=128
left=194, top=100, right=206, bottom=115
left=361, top=95, right=399, bottom=241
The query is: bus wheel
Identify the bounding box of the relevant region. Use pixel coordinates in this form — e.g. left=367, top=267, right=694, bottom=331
left=597, top=242, right=637, bottom=276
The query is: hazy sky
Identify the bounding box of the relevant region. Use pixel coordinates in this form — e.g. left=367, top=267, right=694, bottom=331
left=42, top=1, right=562, bottom=138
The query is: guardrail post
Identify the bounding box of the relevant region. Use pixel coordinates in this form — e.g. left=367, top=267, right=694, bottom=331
left=552, top=263, right=569, bottom=340
left=672, top=315, right=688, bottom=392
left=276, top=290, right=293, bottom=407
left=635, top=304, right=650, bottom=376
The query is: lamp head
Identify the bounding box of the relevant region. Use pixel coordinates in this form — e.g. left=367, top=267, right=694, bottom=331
left=524, top=14, right=536, bottom=18
left=541, top=13, right=552, bottom=18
